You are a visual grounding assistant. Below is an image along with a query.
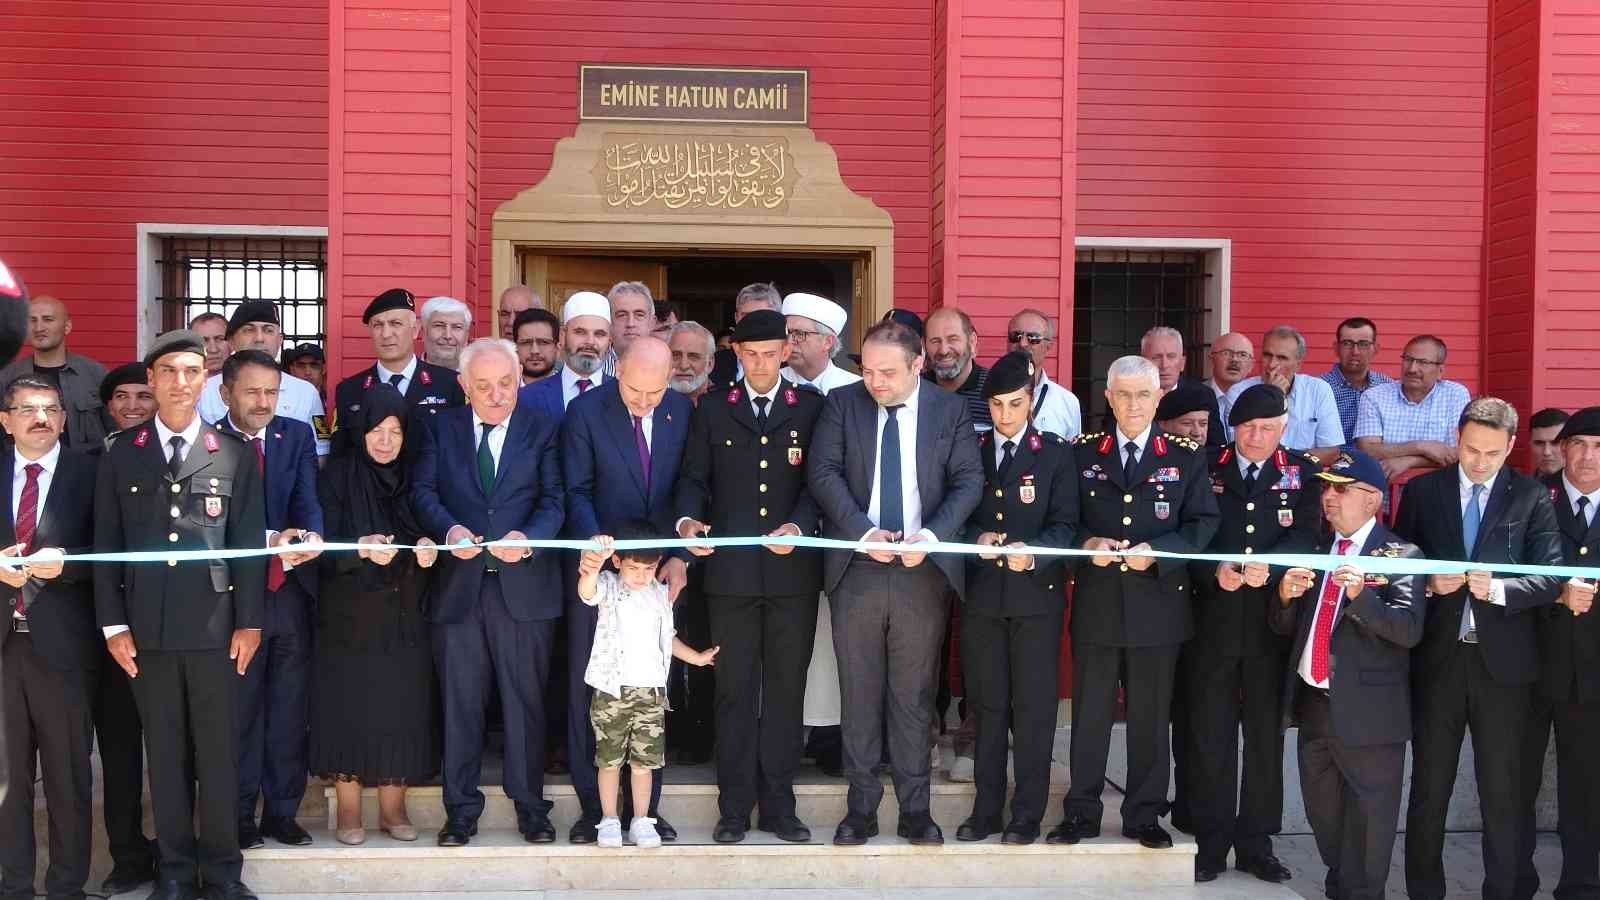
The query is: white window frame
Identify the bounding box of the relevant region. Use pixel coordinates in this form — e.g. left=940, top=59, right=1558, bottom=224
left=1074, top=236, right=1232, bottom=374
left=136, top=223, right=329, bottom=357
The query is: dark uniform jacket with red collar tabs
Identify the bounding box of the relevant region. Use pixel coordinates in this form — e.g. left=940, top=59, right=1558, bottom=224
left=1068, top=429, right=1219, bottom=647
left=962, top=426, right=1079, bottom=618
left=1535, top=473, right=1600, bottom=704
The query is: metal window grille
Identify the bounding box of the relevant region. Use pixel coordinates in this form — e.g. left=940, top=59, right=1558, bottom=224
left=156, top=236, right=327, bottom=351
left=1072, top=249, right=1212, bottom=426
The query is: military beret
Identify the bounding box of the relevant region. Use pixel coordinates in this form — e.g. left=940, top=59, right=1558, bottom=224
left=99, top=362, right=148, bottom=406
left=282, top=343, right=325, bottom=366
left=982, top=350, right=1035, bottom=399
left=883, top=308, right=924, bottom=337
left=225, top=299, right=280, bottom=336
left=362, top=288, right=415, bottom=323
left=1228, top=383, right=1288, bottom=427
left=1558, top=406, right=1600, bottom=441
left=143, top=329, right=206, bottom=369
left=733, top=309, right=787, bottom=343
left=1156, top=381, right=1214, bottom=422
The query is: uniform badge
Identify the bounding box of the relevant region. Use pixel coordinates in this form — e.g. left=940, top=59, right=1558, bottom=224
left=1154, top=501, right=1171, bottom=520
left=1083, top=469, right=1096, bottom=479
left=204, top=496, right=223, bottom=518
left=203, top=432, right=219, bottom=452
left=1278, top=508, right=1294, bottom=527
left=419, top=369, right=433, bottom=386
left=362, top=374, right=374, bottom=390
left=133, top=428, right=150, bottom=448
left=1019, top=475, right=1036, bottom=505
left=1028, top=433, right=1042, bottom=452
left=1271, top=466, right=1302, bottom=490
left=1147, top=467, right=1181, bottom=483
left=1097, top=434, right=1114, bottom=455
left=727, top=386, right=742, bottom=404
left=788, top=447, right=804, bottom=466
left=312, top=415, right=332, bottom=440
left=784, top=387, right=798, bottom=406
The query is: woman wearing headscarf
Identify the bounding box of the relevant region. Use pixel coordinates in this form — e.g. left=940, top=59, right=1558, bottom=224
left=308, top=385, right=439, bottom=844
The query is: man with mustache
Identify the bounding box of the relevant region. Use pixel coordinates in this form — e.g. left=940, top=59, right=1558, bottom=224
left=512, top=308, right=559, bottom=385
left=518, top=291, right=612, bottom=421
left=1206, top=332, right=1254, bottom=429
left=332, top=289, right=465, bottom=437
left=196, top=302, right=329, bottom=456
left=667, top=321, right=715, bottom=404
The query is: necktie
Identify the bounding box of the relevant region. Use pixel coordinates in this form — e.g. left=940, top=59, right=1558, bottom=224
left=633, top=415, right=652, bottom=495
left=576, top=378, right=591, bottom=394
left=168, top=435, right=185, bottom=480
left=477, top=422, right=496, bottom=496
left=753, top=395, right=770, bottom=431
left=1309, top=538, right=1354, bottom=684
left=999, top=439, right=1016, bottom=481
left=1579, top=495, right=1591, bottom=527
left=12, top=463, right=41, bottom=620
left=879, top=405, right=905, bottom=534
left=1123, top=440, right=1139, bottom=484
left=254, top=438, right=286, bottom=592
left=1459, top=482, right=1486, bottom=641
left=1245, top=462, right=1259, bottom=490
left=388, top=372, right=404, bottom=389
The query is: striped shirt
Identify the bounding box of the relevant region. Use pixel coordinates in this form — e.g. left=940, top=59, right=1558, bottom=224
left=1320, top=365, right=1395, bottom=441
left=925, top=362, right=992, bottom=432
left=1352, top=379, right=1471, bottom=445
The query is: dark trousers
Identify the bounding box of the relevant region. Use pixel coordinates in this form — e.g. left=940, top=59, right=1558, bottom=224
left=130, top=648, right=242, bottom=888
left=1405, top=643, right=1530, bottom=900
left=707, top=591, right=817, bottom=822
left=434, top=578, right=554, bottom=823
left=1066, top=641, right=1179, bottom=829
left=1298, top=690, right=1404, bottom=900
left=1170, top=645, right=1193, bottom=828
left=1188, top=650, right=1286, bottom=865
left=961, top=609, right=1061, bottom=827
left=94, top=649, right=151, bottom=870
left=566, top=590, right=663, bottom=819
left=667, top=577, right=715, bottom=761
left=235, top=581, right=311, bottom=823
left=0, top=633, right=95, bottom=900
left=1516, top=689, right=1600, bottom=900
left=830, top=559, right=948, bottom=818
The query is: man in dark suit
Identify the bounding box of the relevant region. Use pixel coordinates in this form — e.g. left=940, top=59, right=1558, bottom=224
left=0, top=376, right=101, bottom=900
left=1394, top=396, right=1564, bottom=900
left=807, top=320, right=982, bottom=846
left=1516, top=406, right=1600, bottom=900
left=216, top=350, right=324, bottom=849
left=955, top=352, right=1078, bottom=845
left=411, top=337, right=566, bottom=848
left=333, top=289, right=465, bottom=437
left=1271, top=451, right=1426, bottom=900
left=0, top=258, right=29, bottom=815
left=1188, top=384, right=1322, bottom=883
left=673, top=309, right=825, bottom=844
left=95, top=329, right=267, bottom=900
left=1053, top=355, right=1218, bottom=850
left=562, top=335, right=693, bottom=843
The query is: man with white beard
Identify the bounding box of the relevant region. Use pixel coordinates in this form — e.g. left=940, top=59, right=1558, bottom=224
left=668, top=321, right=715, bottom=404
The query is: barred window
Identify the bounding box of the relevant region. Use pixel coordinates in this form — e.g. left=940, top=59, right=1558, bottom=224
left=156, top=236, right=326, bottom=351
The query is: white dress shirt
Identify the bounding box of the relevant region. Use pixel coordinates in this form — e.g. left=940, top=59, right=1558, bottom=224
left=993, top=428, right=1026, bottom=470
left=470, top=411, right=509, bottom=474
left=747, top=380, right=780, bottom=419
left=780, top=362, right=860, bottom=397
left=373, top=356, right=419, bottom=397
left=864, top=383, right=933, bottom=542
left=198, top=370, right=327, bottom=455
left=1031, top=372, right=1083, bottom=441
left=105, top=415, right=207, bottom=639
left=1457, top=467, right=1508, bottom=618
left=1297, top=515, right=1377, bottom=689
left=9, top=443, right=60, bottom=620
left=560, top=367, right=605, bottom=410
left=1564, top=476, right=1600, bottom=527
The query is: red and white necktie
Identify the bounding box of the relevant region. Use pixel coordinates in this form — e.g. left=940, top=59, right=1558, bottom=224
left=254, top=438, right=287, bottom=593
left=12, top=463, right=41, bottom=618
left=1309, top=538, right=1353, bottom=684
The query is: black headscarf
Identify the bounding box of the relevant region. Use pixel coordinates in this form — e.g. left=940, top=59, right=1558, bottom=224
left=322, top=384, right=424, bottom=548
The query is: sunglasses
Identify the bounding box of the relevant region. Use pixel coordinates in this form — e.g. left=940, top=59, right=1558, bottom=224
left=1008, top=331, right=1048, bottom=345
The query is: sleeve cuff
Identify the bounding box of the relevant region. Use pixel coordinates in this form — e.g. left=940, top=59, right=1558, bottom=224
left=915, top=528, right=938, bottom=544
left=102, top=625, right=129, bottom=639
left=1490, top=578, right=1507, bottom=606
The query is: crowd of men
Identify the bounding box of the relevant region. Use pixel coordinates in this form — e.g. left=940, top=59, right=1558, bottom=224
left=0, top=277, right=1595, bottom=900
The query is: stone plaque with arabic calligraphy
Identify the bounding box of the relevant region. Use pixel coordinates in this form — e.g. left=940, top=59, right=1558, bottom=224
left=593, top=133, right=798, bottom=214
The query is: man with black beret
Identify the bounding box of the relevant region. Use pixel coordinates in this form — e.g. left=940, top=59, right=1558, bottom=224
left=196, top=301, right=330, bottom=456
left=281, top=343, right=325, bottom=395
left=1188, top=384, right=1323, bottom=883
left=333, top=288, right=465, bottom=441
left=1156, top=381, right=1215, bottom=444
left=101, top=362, right=158, bottom=435
left=673, top=308, right=826, bottom=844
left=955, top=351, right=1078, bottom=845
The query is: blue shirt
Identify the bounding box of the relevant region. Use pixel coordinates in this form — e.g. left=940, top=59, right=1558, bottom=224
left=1321, top=365, right=1395, bottom=443
left=1352, top=379, right=1471, bottom=446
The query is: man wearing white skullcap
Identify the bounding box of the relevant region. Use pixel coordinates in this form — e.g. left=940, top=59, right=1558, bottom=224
left=780, top=293, right=861, bottom=398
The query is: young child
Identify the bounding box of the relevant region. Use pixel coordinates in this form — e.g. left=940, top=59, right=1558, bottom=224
left=577, top=519, right=719, bottom=848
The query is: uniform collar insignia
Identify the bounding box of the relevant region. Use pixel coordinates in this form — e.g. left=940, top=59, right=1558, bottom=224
left=1153, top=434, right=1168, bottom=456
left=133, top=428, right=150, bottom=448
left=784, top=387, right=798, bottom=406
left=362, top=374, right=374, bottom=390
left=419, top=368, right=432, bottom=385
left=727, top=386, right=742, bottom=404
left=1028, top=433, right=1042, bottom=452
left=1097, top=433, right=1114, bottom=455
left=1217, top=446, right=1233, bottom=465
left=203, top=431, right=219, bottom=452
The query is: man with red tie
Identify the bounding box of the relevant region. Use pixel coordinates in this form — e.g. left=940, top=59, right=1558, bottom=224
left=1271, top=451, right=1426, bottom=900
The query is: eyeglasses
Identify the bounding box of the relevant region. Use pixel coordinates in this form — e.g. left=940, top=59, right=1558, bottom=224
left=1400, top=354, right=1442, bottom=368
left=1212, top=349, right=1252, bottom=361
left=787, top=329, right=822, bottom=343
left=1338, top=340, right=1376, bottom=352
left=8, top=405, right=61, bottom=417
left=1008, top=331, right=1049, bottom=345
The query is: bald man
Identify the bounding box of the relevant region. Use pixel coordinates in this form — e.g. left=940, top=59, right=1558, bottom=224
left=498, top=286, right=539, bottom=341
left=0, top=295, right=109, bottom=447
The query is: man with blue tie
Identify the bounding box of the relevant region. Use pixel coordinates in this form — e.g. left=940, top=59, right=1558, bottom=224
left=216, top=350, right=324, bottom=850
left=518, top=291, right=611, bottom=421
left=412, top=337, right=566, bottom=848
left=562, top=335, right=693, bottom=843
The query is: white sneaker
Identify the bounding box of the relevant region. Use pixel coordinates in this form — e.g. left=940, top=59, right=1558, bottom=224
left=948, top=755, right=975, bottom=783
left=630, top=816, right=662, bottom=849
left=597, top=816, right=623, bottom=848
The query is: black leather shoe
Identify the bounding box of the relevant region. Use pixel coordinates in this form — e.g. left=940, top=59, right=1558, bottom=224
left=832, top=813, right=879, bottom=846
left=521, top=815, right=556, bottom=844
left=569, top=813, right=600, bottom=844
left=261, top=816, right=313, bottom=846
left=1000, top=820, right=1039, bottom=845
left=237, top=819, right=263, bottom=851
left=1046, top=815, right=1100, bottom=844
left=144, top=879, right=195, bottom=900
left=653, top=815, right=677, bottom=842
left=896, top=813, right=943, bottom=845
left=757, top=815, right=811, bottom=843
left=203, top=882, right=260, bottom=900
left=103, top=858, right=159, bottom=896
left=713, top=816, right=749, bottom=843
left=1122, top=823, right=1173, bottom=849
left=1237, top=854, right=1293, bottom=883
left=1195, top=859, right=1225, bottom=883
left=435, top=819, right=478, bottom=847
left=956, top=815, right=1001, bottom=842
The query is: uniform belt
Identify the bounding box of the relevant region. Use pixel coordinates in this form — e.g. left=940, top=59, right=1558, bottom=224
left=10, top=616, right=28, bottom=634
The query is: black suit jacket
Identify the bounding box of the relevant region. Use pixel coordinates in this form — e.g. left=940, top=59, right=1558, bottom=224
left=673, top=378, right=825, bottom=598
left=333, top=359, right=466, bottom=435
left=1191, top=444, right=1323, bottom=658
left=807, top=381, right=983, bottom=599
left=1535, top=474, right=1600, bottom=704
left=0, top=448, right=100, bottom=671
left=1270, top=522, right=1426, bottom=747
left=93, top=419, right=267, bottom=651
left=961, top=426, right=1079, bottom=618
left=1393, top=465, right=1563, bottom=686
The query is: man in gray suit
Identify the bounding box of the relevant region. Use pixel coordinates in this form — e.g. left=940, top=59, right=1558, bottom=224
left=808, top=319, right=982, bottom=847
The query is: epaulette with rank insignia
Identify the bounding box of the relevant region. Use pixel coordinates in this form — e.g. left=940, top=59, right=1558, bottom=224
left=1074, top=431, right=1105, bottom=445
left=1160, top=431, right=1201, bottom=453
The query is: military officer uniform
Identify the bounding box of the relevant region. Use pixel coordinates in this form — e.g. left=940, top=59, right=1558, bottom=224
left=955, top=351, right=1079, bottom=845
left=1188, top=384, right=1322, bottom=882
left=332, top=288, right=465, bottom=443
left=672, top=310, right=825, bottom=843
left=94, top=329, right=267, bottom=898
left=1054, top=421, right=1219, bottom=846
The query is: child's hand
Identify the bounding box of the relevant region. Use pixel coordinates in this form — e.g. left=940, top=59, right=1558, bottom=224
left=579, top=535, right=614, bottom=575
left=690, top=645, right=720, bottom=667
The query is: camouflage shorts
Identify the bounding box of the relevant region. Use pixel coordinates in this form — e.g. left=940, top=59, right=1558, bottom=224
left=590, top=686, right=666, bottom=770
